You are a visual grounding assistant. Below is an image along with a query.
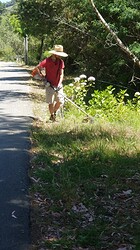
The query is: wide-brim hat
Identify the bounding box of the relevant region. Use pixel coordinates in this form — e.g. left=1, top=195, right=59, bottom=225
left=49, top=45, right=68, bottom=57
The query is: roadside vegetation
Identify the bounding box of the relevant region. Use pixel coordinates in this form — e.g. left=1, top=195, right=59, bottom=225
left=0, top=0, right=140, bottom=89
left=30, top=76, right=140, bottom=250
left=0, top=1, right=140, bottom=249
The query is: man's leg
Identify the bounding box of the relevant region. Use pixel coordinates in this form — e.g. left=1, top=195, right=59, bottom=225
left=46, top=86, right=56, bottom=121
left=54, top=101, right=61, bottom=113
left=53, top=88, right=64, bottom=118
left=48, top=102, right=61, bottom=121
left=47, top=87, right=64, bottom=121
left=49, top=101, right=61, bottom=115
left=49, top=103, right=55, bottom=115
left=48, top=103, right=56, bottom=121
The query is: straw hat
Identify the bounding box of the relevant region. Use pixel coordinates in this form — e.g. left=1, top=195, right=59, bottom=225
left=49, top=45, right=68, bottom=57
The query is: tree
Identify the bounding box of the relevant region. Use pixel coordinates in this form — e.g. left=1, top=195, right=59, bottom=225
left=90, top=0, right=140, bottom=69
left=15, top=0, right=57, bottom=60
left=14, top=0, right=140, bottom=86
left=0, top=14, right=23, bottom=60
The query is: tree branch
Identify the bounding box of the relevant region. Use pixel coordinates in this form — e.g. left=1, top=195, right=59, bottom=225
left=90, top=0, right=140, bottom=69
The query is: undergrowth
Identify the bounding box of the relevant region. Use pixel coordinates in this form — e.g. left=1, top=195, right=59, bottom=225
left=30, top=76, right=140, bottom=250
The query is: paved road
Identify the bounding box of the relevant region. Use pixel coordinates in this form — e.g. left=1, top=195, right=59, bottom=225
left=0, top=62, right=33, bottom=250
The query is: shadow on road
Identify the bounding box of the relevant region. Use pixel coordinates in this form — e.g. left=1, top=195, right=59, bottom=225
left=0, top=89, right=30, bottom=102
left=0, top=115, right=32, bottom=250
left=0, top=63, right=32, bottom=250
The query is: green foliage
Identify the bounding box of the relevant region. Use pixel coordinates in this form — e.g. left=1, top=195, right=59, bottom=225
left=1, top=0, right=140, bottom=86
left=64, top=74, right=140, bottom=122
left=64, top=74, right=96, bottom=118
left=14, top=0, right=140, bottom=83
left=90, top=86, right=116, bottom=109
left=0, top=14, right=23, bottom=61
left=16, top=0, right=54, bottom=37
left=129, top=42, right=140, bottom=57
left=9, top=14, right=23, bottom=35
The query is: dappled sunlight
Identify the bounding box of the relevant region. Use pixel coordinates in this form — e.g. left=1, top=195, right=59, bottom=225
left=0, top=62, right=32, bottom=249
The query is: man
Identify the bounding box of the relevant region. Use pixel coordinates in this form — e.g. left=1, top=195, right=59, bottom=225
left=34, top=45, right=68, bottom=122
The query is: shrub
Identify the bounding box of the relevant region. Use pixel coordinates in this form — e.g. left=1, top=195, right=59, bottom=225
left=64, top=74, right=139, bottom=122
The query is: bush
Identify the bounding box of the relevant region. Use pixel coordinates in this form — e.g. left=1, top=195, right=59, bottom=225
left=64, top=74, right=140, bottom=122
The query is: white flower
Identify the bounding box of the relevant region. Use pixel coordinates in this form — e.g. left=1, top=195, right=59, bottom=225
left=81, top=82, right=87, bottom=86
left=76, top=86, right=81, bottom=90
left=74, top=77, right=80, bottom=82
left=88, top=76, right=96, bottom=81
left=79, top=74, right=87, bottom=79
left=69, top=83, right=74, bottom=87
left=135, top=92, right=140, bottom=97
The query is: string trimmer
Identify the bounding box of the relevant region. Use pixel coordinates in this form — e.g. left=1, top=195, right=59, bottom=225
left=31, top=69, right=94, bottom=123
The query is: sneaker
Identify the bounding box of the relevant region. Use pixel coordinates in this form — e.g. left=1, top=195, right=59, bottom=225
left=49, top=114, right=56, bottom=122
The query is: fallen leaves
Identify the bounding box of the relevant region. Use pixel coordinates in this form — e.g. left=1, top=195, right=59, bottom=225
left=12, top=210, right=17, bottom=219
left=29, top=170, right=140, bottom=250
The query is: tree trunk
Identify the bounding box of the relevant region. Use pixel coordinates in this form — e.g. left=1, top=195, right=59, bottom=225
left=24, top=35, right=28, bottom=65
left=37, top=36, right=44, bottom=62
left=90, top=0, right=140, bottom=69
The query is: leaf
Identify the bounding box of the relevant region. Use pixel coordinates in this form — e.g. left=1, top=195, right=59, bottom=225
left=12, top=210, right=17, bottom=219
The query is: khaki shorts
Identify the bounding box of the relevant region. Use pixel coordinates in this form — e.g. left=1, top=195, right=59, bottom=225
left=45, top=85, right=65, bottom=104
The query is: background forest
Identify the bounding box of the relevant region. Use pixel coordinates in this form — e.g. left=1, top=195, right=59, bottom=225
left=0, top=0, right=140, bottom=93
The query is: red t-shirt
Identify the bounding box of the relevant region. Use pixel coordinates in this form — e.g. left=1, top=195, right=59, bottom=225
left=39, top=56, right=64, bottom=87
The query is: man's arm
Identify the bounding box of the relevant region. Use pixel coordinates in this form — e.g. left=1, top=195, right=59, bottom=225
left=31, top=65, right=44, bottom=79
left=58, top=69, right=64, bottom=86
left=36, top=65, right=45, bottom=77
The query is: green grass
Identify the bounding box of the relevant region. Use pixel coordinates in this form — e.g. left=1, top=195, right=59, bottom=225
left=30, top=76, right=140, bottom=249
left=30, top=111, right=140, bottom=249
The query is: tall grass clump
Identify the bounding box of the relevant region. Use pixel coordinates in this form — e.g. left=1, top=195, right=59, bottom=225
left=30, top=75, right=140, bottom=250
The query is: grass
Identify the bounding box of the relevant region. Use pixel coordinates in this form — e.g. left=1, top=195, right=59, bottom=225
left=29, top=79, right=140, bottom=250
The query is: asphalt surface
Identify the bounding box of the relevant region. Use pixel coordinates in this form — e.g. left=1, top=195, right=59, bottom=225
left=0, top=62, right=33, bottom=250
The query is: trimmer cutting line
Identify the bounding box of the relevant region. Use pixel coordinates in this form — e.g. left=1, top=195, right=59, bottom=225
left=61, top=92, right=94, bottom=123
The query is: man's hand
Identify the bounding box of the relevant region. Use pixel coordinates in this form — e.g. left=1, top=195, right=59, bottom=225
left=31, top=67, right=45, bottom=79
